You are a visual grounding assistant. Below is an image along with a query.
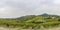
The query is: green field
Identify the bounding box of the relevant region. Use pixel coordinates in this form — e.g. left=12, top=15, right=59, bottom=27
left=0, top=14, right=60, bottom=30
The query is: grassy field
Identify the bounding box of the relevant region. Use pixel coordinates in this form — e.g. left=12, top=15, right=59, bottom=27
left=0, top=14, right=60, bottom=30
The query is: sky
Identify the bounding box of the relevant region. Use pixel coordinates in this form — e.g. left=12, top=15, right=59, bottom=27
left=0, top=0, right=60, bottom=18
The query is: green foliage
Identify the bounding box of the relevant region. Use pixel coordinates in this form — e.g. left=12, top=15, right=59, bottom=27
left=0, top=14, right=60, bottom=29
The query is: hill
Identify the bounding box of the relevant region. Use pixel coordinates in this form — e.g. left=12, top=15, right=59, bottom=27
left=0, top=13, right=60, bottom=29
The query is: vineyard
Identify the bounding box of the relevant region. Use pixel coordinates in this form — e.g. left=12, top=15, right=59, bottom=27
left=0, top=14, right=60, bottom=30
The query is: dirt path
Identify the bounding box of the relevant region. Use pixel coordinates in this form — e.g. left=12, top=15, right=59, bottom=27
left=0, top=27, right=60, bottom=30
left=0, top=27, right=9, bottom=30
left=48, top=27, right=60, bottom=30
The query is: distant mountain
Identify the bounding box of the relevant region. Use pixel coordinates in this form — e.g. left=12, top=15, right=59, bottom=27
left=13, top=13, right=60, bottom=22
left=39, top=13, right=60, bottom=18
left=40, top=13, right=49, bottom=16
left=16, top=15, right=36, bottom=21
left=0, top=13, right=60, bottom=22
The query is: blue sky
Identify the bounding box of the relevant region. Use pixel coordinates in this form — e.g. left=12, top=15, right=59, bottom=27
left=0, top=0, right=60, bottom=18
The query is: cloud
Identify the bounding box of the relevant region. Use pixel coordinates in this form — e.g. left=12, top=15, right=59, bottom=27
left=0, top=0, right=60, bottom=18
left=53, top=0, right=60, bottom=4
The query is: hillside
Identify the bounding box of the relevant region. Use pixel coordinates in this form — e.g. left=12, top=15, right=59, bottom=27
left=0, top=13, right=60, bottom=30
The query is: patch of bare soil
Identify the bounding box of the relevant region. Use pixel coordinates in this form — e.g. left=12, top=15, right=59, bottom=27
left=0, top=27, right=60, bottom=30
left=0, top=27, right=9, bottom=30
left=48, top=27, right=60, bottom=30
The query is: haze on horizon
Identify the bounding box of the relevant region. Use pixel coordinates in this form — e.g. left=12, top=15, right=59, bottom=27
left=0, top=0, right=60, bottom=18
